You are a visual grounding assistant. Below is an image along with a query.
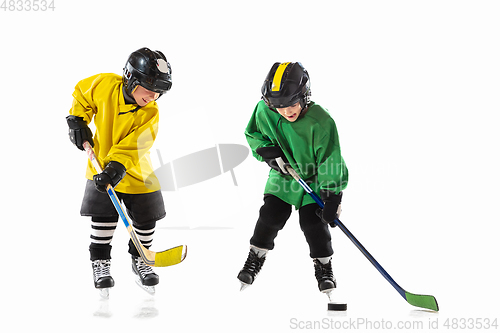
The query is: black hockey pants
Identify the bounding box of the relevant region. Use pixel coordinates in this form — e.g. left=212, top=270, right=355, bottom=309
left=250, top=194, right=333, bottom=258
left=80, top=180, right=166, bottom=260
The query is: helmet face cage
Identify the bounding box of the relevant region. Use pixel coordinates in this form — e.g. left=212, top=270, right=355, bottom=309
left=262, top=62, right=311, bottom=110
left=123, top=48, right=172, bottom=98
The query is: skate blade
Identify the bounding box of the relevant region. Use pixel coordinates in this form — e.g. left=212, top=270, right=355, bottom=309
left=98, top=288, right=110, bottom=299
left=325, top=290, right=334, bottom=302
left=239, top=281, right=250, bottom=292
left=321, top=287, right=335, bottom=294
left=135, top=277, right=156, bottom=296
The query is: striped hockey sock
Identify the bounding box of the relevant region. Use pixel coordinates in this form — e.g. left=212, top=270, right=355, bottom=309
left=90, top=217, right=118, bottom=245
left=89, top=216, right=118, bottom=260
left=128, top=222, right=156, bottom=256
left=133, top=226, right=155, bottom=248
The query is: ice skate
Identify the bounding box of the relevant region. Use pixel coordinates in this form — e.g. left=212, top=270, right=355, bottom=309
left=313, top=258, right=336, bottom=294
left=237, top=246, right=267, bottom=291
left=92, top=259, right=115, bottom=298
left=132, top=255, right=159, bottom=295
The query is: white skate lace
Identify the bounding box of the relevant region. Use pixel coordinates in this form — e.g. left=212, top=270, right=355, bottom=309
left=134, top=257, right=155, bottom=279
left=93, top=260, right=112, bottom=280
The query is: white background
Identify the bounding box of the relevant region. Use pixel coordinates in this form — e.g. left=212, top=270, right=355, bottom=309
left=1, top=0, right=499, bottom=332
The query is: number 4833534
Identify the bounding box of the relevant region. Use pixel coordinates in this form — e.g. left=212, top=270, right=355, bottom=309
left=1, top=0, right=55, bottom=11
left=443, top=318, right=498, bottom=330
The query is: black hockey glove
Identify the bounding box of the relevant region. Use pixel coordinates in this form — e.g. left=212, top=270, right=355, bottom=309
left=93, top=161, right=127, bottom=193
left=256, top=146, right=290, bottom=175
left=316, top=190, right=342, bottom=228
left=66, top=115, right=94, bottom=151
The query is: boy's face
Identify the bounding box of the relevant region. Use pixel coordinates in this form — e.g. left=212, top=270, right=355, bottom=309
left=132, top=85, right=160, bottom=106
left=276, top=102, right=302, bottom=122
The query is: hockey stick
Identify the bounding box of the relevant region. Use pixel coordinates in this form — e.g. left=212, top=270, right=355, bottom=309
left=83, top=141, right=187, bottom=267
left=285, top=165, right=439, bottom=311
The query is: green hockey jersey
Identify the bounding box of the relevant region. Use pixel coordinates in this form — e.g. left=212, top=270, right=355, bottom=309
left=245, top=100, right=348, bottom=209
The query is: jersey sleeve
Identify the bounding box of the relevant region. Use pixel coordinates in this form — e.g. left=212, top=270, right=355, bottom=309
left=69, top=75, right=99, bottom=124
left=244, top=103, right=275, bottom=162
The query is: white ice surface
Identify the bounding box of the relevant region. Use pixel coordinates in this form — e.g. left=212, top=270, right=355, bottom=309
left=2, top=1, right=500, bottom=332
left=5, top=179, right=500, bottom=332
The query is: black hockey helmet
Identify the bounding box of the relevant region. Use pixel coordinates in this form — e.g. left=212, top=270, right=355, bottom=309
left=261, top=62, right=311, bottom=110
left=123, top=47, right=172, bottom=97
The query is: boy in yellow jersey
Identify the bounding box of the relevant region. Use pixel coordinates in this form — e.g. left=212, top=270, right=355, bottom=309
left=66, top=48, right=172, bottom=295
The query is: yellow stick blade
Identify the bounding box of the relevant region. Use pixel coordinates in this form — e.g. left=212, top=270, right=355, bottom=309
left=153, top=245, right=187, bottom=267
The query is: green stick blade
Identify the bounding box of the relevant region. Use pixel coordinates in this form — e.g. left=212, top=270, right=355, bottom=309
left=405, top=292, right=439, bottom=311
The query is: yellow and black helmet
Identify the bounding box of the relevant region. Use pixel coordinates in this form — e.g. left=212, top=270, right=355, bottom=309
left=261, top=62, right=311, bottom=110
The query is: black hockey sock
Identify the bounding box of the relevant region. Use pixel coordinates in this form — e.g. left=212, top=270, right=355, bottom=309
left=89, top=243, right=112, bottom=261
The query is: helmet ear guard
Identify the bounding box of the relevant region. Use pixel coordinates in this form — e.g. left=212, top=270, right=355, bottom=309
left=123, top=65, right=139, bottom=96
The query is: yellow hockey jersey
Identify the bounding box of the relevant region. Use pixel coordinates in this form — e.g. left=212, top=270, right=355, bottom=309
left=69, top=73, right=161, bottom=194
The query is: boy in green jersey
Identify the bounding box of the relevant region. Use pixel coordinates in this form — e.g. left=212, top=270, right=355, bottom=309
left=238, top=62, right=348, bottom=294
